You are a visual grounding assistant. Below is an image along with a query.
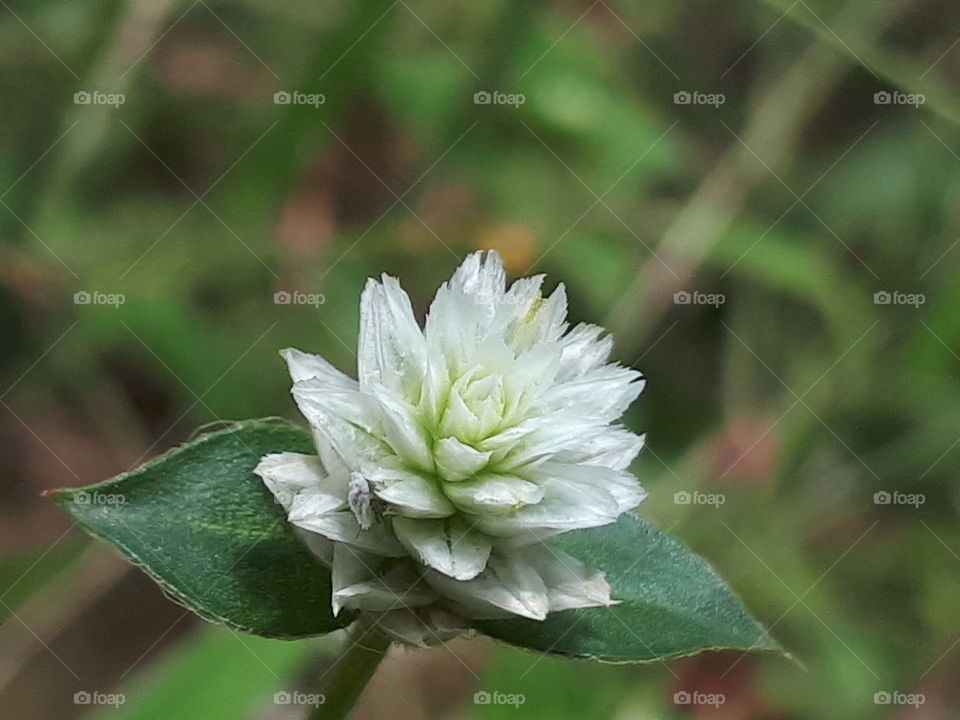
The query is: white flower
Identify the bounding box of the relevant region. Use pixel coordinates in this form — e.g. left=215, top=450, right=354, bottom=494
left=255, top=251, right=646, bottom=646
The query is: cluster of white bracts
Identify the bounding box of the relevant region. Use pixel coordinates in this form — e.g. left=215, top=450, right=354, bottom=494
left=255, top=251, right=646, bottom=646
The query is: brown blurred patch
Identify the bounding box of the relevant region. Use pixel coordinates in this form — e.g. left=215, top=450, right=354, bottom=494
left=276, top=176, right=336, bottom=257
left=399, top=183, right=477, bottom=254
left=669, top=652, right=781, bottom=719
left=0, top=403, right=127, bottom=552
left=704, top=416, right=780, bottom=487
left=156, top=39, right=273, bottom=100
left=474, top=223, right=538, bottom=276
left=0, top=249, right=65, bottom=316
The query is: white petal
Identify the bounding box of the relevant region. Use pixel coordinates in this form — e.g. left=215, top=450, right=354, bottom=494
left=331, top=543, right=377, bottom=615
left=477, top=415, right=553, bottom=460
left=375, top=607, right=467, bottom=647
left=332, top=548, right=436, bottom=613
left=434, top=436, right=492, bottom=481
left=475, top=471, right=620, bottom=537
left=369, top=467, right=456, bottom=518
left=373, top=390, right=434, bottom=470
left=419, top=350, right=452, bottom=429
left=487, top=526, right=567, bottom=549
left=488, top=420, right=645, bottom=475
left=424, top=252, right=507, bottom=372
left=449, top=250, right=507, bottom=301
left=520, top=545, right=616, bottom=611
left=254, top=452, right=338, bottom=511
left=425, top=552, right=550, bottom=620
left=393, top=517, right=491, bottom=580
left=507, top=283, right=568, bottom=353
left=481, top=415, right=591, bottom=469
left=437, top=372, right=484, bottom=440
left=281, top=347, right=357, bottom=388
left=357, top=275, right=427, bottom=399
left=480, top=274, right=545, bottom=343
left=555, top=324, right=613, bottom=381
left=443, top=473, right=543, bottom=515
left=540, top=365, right=645, bottom=422
left=536, top=460, right=646, bottom=513
left=290, top=510, right=405, bottom=557
left=287, top=487, right=347, bottom=522
left=550, top=428, right=645, bottom=472
left=291, top=380, right=388, bottom=471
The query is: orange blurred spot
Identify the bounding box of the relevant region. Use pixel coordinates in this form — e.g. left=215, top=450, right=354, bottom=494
left=474, top=223, right=538, bottom=275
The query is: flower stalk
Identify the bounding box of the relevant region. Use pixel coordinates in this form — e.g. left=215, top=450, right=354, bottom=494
left=309, top=617, right=392, bottom=720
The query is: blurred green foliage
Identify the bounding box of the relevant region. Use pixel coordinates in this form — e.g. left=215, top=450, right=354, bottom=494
left=2, top=0, right=960, bottom=718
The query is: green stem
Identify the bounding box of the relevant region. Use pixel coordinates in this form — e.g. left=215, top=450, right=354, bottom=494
left=308, top=619, right=392, bottom=720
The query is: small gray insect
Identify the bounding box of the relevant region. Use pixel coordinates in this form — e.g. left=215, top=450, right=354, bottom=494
left=347, top=472, right=375, bottom=530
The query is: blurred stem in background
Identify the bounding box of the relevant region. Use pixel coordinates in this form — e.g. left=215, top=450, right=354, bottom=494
left=34, top=0, right=175, bottom=226
left=606, top=0, right=907, bottom=356
left=0, top=544, right=130, bottom=696
left=760, top=0, right=960, bottom=126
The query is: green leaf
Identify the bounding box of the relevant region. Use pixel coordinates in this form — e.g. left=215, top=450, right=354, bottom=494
left=477, top=514, right=782, bottom=662
left=49, top=418, right=352, bottom=638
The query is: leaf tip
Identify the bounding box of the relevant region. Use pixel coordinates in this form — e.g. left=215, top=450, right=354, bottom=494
left=42, top=487, right=70, bottom=503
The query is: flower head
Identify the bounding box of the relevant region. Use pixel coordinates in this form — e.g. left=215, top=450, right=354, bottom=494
left=255, top=251, right=646, bottom=645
